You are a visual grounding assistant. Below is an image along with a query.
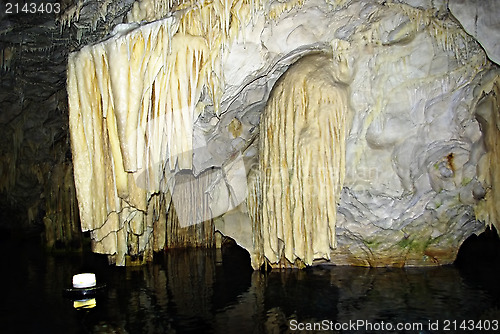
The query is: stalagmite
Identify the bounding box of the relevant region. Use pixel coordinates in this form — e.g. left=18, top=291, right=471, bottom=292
left=250, top=53, right=351, bottom=268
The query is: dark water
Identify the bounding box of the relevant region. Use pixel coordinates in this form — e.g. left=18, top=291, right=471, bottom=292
left=1, top=239, right=499, bottom=334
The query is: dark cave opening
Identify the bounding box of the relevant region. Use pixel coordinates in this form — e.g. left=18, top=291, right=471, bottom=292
left=455, top=225, right=500, bottom=269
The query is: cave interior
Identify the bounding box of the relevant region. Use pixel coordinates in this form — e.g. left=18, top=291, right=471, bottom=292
left=0, top=0, right=500, bottom=270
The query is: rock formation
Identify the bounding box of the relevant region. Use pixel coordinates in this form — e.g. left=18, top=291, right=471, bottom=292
left=1, top=0, right=499, bottom=267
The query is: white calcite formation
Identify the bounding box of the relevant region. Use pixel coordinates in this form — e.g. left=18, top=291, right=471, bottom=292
left=67, top=0, right=263, bottom=265
left=67, top=19, right=209, bottom=265
left=67, top=0, right=500, bottom=267
left=448, top=0, right=500, bottom=65
left=250, top=53, right=351, bottom=267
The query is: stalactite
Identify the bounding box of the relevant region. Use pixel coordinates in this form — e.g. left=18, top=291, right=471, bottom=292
left=66, top=0, right=496, bottom=269
left=166, top=195, right=215, bottom=248
left=42, top=163, right=81, bottom=250
left=151, top=192, right=170, bottom=252
left=68, top=16, right=211, bottom=264
left=0, top=121, right=23, bottom=193
left=247, top=165, right=264, bottom=269
left=67, top=5, right=252, bottom=263
left=57, top=0, right=85, bottom=30
left=124, top=0, right=289, bottom=115
left=126, top=0, right=177, bottom=23
left=161, top=169, right=216, bottom=248
left=248, top=53, right=351, bottom=267
left=68, top=0, right=307, bottom=265
left=268, top=0, right=305, bottom=20
left=475, top=75, right=500, bottom=233
left=1, top=46, right=14, bottom=72
left=174, top=0, right=265, bottom=114
left=172, top=170, right=215, bottom=227
left=0, top=152, right=16, bottom=192
left=57, top=0, right=115, bottom=32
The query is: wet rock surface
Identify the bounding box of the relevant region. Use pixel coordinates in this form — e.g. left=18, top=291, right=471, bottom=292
left=1, top=0, right=500, bottom=267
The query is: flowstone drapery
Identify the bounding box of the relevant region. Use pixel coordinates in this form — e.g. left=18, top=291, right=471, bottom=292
left=249, top=53, right=351, bottom=268
left=67, top=0, right=500, bottom=267
left=67, top=19, right=212, bottom=265
left=67, top=0, right=268, bottom=265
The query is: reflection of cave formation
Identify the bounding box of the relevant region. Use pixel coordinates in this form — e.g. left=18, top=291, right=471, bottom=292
left=1, top=0, right=500, bottom=268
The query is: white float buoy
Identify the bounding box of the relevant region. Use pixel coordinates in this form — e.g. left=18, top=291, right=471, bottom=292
left=72, top=273, right=96, bottom=288
left=63, top=272, right=105, bottom=300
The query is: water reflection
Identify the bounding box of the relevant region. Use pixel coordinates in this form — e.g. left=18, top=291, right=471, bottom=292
left=73, top=298, right=97, bottom=309
left=2, top=240, right=499, bottom=333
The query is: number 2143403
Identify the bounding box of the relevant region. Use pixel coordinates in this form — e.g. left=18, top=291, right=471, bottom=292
left=4, top=2, right=61, bottom=14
